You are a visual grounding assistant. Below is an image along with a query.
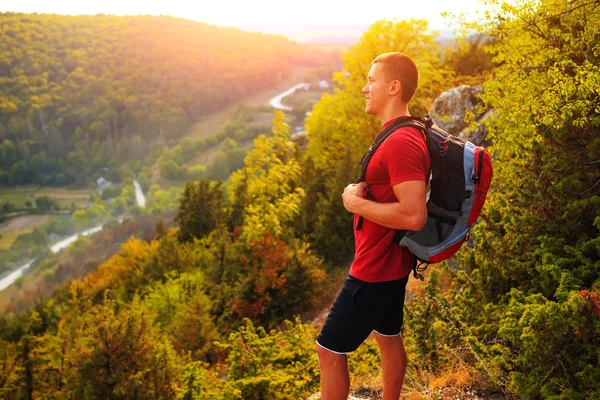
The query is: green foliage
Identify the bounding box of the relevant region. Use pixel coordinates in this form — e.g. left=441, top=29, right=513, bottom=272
left=69, top=296, right=186, bottom=399
left=6, top=5, right=600, bottom=398
left=496, top=288, right=600, bottom=398
left=186, top=164, right=207, bottom=180
left=461, top=0, right=600, bottom=300
left=145, top=185, right=180, bottom=215
left=228, top=111, right=305, bottom=243
left=175, top=179, right=225, bottom=242
left=442, top=0, right=600, bottom=397
left=70, top=201, right=109, bottom=230
left=0, top=340, right=20, bottom=399
left=442, top=34, right=497, bottom=85
left=216, top=318, right=320, bottom=399
left=33, top=195, right=60, bottom=212
left=144, top=270, right=220, bottom=361
left=0, top=13, right=328, bottom=186
left=175, top=361, right=229, bottom=399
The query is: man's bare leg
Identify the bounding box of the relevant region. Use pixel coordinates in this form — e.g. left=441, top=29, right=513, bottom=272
left=373, top=332, right=407, bottom=400
left=316, top=343, right=350, bottom=400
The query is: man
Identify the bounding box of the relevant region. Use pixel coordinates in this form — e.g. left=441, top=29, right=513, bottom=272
left=315, top=52, right=430, bottom=400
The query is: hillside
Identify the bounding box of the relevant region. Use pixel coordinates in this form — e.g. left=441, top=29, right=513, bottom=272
left=0, top=13, right=339, bottom=186
left=0, top=1, right=598, bottom=399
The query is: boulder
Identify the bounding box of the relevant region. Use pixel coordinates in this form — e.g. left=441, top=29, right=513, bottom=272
left=430, top=85, right=484, bottom=135
left=291, top=130, right=309, bottom=148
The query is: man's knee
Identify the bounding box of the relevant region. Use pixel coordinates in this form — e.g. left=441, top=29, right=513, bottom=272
left=374, top=332, right=405, bottom=351
left=315, top=342, right=346, bottom=363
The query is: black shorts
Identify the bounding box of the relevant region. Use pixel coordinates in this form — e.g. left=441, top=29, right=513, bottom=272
left=316, top=274, right=409, bottom=354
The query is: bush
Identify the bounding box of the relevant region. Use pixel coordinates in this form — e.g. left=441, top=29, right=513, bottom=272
left=217, top=318, right=320, bottom=399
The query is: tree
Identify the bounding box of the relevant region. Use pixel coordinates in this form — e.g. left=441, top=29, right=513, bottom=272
left=1, top=202, right=15, bottom=214
left=69, top=296, right=185, bottom=399
left=34, top=196, right=59, bottom=212
left=175, top=179, right=225, bottom=242
left=0, top=140, right=19, bottom=169
left=442, top=33, right=497, bottom=85
left=228, top=111, right=305, bottom=243
left=8, top=161, right=32, bottom=185
left=0, top=13, right=337, bottom=186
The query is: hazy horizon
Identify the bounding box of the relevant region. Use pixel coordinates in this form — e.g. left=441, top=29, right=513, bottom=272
left=1, top=0, right=501, bottom=41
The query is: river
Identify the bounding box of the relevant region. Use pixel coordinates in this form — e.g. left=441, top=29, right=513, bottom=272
left=269, top=83, right=308, bottom=110
left=0, top=259, right=35, bottom=292
left=0, top=81, right=300, bottom=293
left=0, top=179, right=147, bottom=292
left=133, top=177, right=146, bottom=208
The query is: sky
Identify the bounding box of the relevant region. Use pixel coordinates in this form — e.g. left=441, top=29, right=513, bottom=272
left=1, top=0, right=493, bottom=30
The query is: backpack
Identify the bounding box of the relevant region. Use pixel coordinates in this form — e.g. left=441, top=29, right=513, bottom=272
left=356, top=115, right=493, bottom=280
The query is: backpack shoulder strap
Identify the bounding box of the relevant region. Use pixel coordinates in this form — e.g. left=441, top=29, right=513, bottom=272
left=357, top=117, right=429, bottom=182
left=355, top=116, right=429, bottom=231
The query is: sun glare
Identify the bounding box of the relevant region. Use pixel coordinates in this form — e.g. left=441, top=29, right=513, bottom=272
left=1, top=0, right=498, bottom=28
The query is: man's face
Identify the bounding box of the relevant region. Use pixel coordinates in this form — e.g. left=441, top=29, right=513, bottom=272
left=362, top=63, right=391, bottom=116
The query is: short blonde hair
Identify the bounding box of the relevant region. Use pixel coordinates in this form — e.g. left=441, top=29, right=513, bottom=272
left=372, top=52, right=419, bottom=103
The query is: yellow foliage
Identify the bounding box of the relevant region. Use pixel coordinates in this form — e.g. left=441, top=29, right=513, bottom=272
left=79, top=236, right=159, bottom=297
left=228, top=110, right=305, bottom=243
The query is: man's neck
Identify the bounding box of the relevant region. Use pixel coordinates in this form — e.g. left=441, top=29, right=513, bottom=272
left=378, top=105, right=411, bottom=126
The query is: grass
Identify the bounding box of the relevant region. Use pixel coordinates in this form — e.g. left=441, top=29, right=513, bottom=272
left=34, top=187, right=92, bottom=208
left=0, top=185, right=40, bottom=208
left=0, top=186, right=92, bottom=210
left=0, top=230, right=30, bottom=251
left=0, top=215, right=60, bottom=251
left=154, top=179, right=190, bottom=195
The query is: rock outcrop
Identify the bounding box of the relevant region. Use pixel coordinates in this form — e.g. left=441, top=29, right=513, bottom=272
left=429, top=85, right=492, bottom=147
left=291, top=130, right=309, bottom=148
left=430, top=85, right=484, bottom=134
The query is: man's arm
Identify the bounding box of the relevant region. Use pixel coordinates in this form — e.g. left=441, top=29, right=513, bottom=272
left=342, top=180, right=427, bottom=231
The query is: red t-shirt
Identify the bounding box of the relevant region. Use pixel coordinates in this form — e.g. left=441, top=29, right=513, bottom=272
left=349, top=117, right=431, bottom=282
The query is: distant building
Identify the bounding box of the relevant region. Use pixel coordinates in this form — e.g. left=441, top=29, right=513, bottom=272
left=96, top=176, right=114, bottom=193
left=319, top=80, right=330, bottom=89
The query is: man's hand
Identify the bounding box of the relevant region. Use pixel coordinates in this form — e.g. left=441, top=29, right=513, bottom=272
left=342, top=181, right=368, bottom=213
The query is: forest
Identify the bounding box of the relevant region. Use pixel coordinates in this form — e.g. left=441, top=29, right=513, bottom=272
left=0, top=0, right=599, bottom=399
left=0, top=12, right=337, bottom=186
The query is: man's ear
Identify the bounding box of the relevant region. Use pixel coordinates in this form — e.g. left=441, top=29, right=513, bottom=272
left=389, top=80, right=402, bottom=96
